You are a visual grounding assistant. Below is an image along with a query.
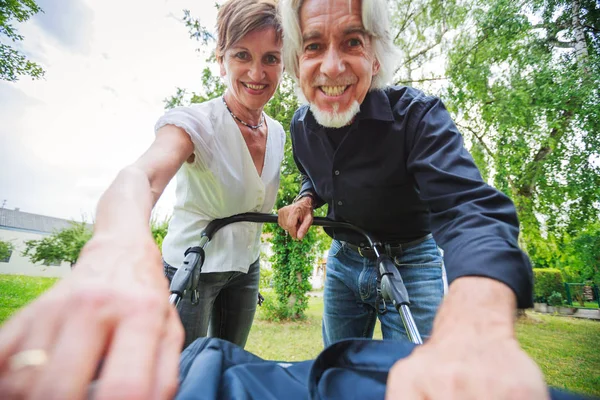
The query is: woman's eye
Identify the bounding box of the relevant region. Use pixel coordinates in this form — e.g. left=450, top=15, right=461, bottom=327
left=235, top=51, right=249, bottom=60
left=264, top=55, right=279, bottom=64
left=348, top=38, right=361, bottom=47
left=305, top=43, right=320, bottom=52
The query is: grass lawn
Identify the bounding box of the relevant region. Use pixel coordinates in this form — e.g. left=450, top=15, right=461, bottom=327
left=1, top=275, right=598, bottom=397
left=0, top=275, right=58, bottom=323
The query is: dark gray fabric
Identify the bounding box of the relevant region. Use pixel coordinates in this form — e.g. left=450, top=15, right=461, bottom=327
left=164, top=259, right=260, bottom=349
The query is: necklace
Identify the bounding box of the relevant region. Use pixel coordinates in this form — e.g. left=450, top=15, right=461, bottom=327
left=222, top=97, right=264, bottom=130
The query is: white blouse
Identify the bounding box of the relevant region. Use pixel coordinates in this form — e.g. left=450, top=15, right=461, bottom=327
left=154, top=97, right=285, bottom=273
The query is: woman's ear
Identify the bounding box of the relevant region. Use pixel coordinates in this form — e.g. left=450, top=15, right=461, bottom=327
left=218, top=56, right=226, bottom=77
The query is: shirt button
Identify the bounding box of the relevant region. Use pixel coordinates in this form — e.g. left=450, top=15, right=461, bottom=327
left=334, top=170, right=340, bottom=176
left=337, top=201, right=343, bottom=206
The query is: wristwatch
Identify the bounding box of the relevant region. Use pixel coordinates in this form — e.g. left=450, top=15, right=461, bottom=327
left=293, top=192, right=316, bottom=207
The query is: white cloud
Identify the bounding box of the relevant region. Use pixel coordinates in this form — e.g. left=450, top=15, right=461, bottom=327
left=0, top=0, right=219, bottom=222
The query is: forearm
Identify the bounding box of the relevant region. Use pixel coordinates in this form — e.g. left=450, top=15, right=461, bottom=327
left=431, top=277, right=516, bottom=341
left=94, top=166, right=156, bottom=238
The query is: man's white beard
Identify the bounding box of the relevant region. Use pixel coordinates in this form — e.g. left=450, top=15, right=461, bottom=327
left=309, top=101, right=361, bottom=128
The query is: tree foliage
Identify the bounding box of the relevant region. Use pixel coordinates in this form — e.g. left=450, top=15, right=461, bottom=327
left=0, top=239, right=14, bottom=260
left=22, top=221, right=92, bottom=267
left=150, top=215, right=170, bottom=252
left=390, top=0, right=599, bottom=280
left=0, top=0, right=45, bottom=81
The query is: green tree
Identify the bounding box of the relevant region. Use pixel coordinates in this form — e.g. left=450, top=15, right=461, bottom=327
left=443, top=0, right=600, bottom=262
left=150, top=215, right=170, bottom=252
left=561, top=222, right=600, bottom=283
left=22, top=221, right=92, bottom=267
left=0, top=239, right=14, bottom=260
left=1, top=0, right=45, bottom=81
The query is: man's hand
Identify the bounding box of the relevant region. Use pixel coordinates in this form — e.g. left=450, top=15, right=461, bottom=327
left=277, top=196, right=314, bottom=239
left=386, top=277, right=548, bottom=400
left=0, top=235, right=184, bottom=400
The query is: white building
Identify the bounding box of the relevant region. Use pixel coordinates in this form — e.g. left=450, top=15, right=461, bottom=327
left=0, top=208, right=76, bottom=278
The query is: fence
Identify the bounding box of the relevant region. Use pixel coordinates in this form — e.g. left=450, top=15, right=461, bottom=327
left=564, top=283, right=600, bottom=308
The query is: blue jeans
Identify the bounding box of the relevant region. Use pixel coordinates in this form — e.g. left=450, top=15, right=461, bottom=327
left=323, top=237, right=445, bottom=346
left=164, top=259, right=260, bottom=350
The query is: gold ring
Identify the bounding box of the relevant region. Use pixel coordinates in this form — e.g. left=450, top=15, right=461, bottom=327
left=8, top=349, right=48, bottom=371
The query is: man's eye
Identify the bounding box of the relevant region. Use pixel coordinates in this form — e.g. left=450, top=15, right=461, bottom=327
left=305, top=43, right=320, bottom=51
left=348, top=38, right=362, bottom=47
left=235, top=52, right=249, bottom=60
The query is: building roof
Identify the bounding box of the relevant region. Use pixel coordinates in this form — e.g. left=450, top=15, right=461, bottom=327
left=0, top=208, right=90, bottom=234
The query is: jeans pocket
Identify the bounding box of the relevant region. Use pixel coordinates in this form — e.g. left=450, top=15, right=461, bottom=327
left=395, top=238, right=443, bottom=267
left=328, top=240, right=344, bottom=258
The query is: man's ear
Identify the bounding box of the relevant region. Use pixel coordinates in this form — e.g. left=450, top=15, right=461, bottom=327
left=372, top=59, right=380, bottom=75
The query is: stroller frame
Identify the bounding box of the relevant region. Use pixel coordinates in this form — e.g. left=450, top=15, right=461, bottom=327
left=168, top=212, right=423, bottom=345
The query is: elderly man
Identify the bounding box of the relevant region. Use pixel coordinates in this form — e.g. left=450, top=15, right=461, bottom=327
left=278, top=0, right=547, bottom=398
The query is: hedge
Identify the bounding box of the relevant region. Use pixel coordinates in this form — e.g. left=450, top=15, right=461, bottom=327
left=533, top=268, right=565, bottom=304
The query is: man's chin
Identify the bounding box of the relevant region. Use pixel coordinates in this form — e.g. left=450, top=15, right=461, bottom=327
left=309, top=101, right=361, bottom=128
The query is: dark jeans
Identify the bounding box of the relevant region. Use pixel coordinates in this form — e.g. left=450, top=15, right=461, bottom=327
left=164, top=259, right=260, bottom=350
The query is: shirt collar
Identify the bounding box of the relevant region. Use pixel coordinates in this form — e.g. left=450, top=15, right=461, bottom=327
left=298, top=88, right=394, bottom=131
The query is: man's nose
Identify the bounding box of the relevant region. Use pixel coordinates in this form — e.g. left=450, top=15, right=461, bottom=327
left=320, top=46, right=345, bottom=78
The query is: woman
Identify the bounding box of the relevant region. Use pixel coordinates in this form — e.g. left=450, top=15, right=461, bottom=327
left=158, top=0, right=284, bottom=349
left=0, top=0, right=284, bottom=398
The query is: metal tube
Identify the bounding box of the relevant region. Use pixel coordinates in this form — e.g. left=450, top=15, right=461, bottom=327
left=399, top=304, right=423, bottom=345
left=169, top=293, right=180, bottom=306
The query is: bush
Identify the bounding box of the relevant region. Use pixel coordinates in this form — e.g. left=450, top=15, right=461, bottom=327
left=257, top=289, right=304, bottom=322
left=533, top=268, right=565, bottom=304
left=259, top=268, right=274, bottom=290
left=547, top=291, right=563, bottom=307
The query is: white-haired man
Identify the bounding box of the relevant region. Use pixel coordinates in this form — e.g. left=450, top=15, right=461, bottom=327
left=277, top=0, right=547, bottom=398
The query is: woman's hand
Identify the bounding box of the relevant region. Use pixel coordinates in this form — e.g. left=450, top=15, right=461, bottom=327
left=0, top=235, right=184, bottom=400
left=277, top=197, right=314, bottom=240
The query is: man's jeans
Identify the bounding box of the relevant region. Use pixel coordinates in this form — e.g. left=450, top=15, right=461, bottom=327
left=323, top=237, right=445, bottom=346
left=164, top=259, right=260, bottom=350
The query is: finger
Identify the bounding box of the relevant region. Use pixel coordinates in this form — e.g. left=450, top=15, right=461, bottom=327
left=286, top=213, right=300, bottom=239
left=296, top=214, right=313, bottom=240
left=0, top=306, right=34, bottom=370
left=0, top=309, right=35, bottom=398
left=386, top=362, right=422, bottom=400
left=95, top=294, right=166, bottom=400
left=150, top=307, right=184, bottom=400
left=5, top=297, right=69, bottom=398
left=29, top=289, right=114, bottom=400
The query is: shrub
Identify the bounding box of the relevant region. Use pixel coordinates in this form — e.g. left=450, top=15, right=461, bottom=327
left=259, top=268, right=274, bottom=290
left=533, top=268, right=565, bottom=304
left=547, top=291, right=563, bottom=307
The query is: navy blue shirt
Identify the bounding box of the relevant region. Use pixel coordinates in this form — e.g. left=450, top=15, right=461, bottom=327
left=291, top=86, right=533, bottom=308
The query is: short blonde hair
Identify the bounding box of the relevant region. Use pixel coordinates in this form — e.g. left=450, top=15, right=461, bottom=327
left=280, top=0, right=399, bottom=89
left=216, top=0, right=282, bottom=62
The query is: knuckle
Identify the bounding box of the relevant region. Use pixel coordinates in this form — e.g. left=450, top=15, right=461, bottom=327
left=100, top=380, right=148, bottom=400
left=124, top=291, right=166, bottom=319
left=159, top=376, right=179, bottom=400
left=71, top=285, right=113, bottom=311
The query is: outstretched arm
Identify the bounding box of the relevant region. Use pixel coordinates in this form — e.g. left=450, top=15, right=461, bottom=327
left=0, top=125, right=193, bottom=400
left=387, top=96, right=543, bottom=399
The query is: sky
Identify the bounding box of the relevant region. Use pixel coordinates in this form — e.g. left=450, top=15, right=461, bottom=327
left=0, top=0, right=219, bottom=222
